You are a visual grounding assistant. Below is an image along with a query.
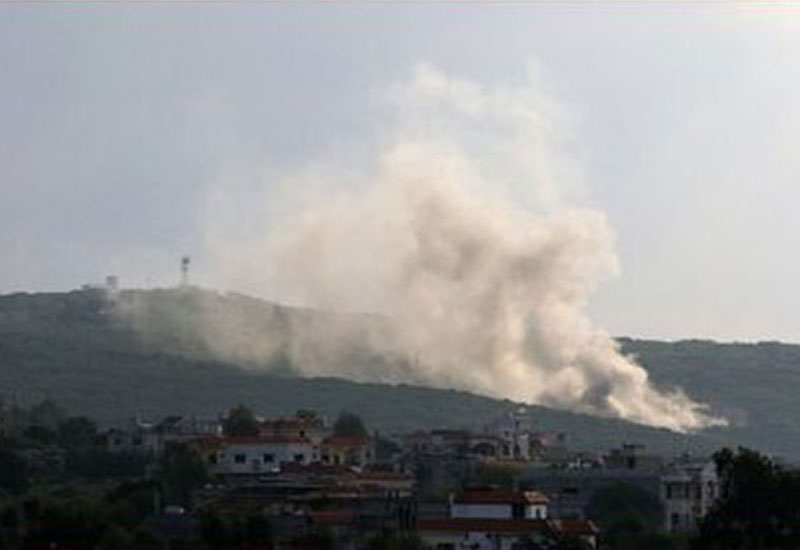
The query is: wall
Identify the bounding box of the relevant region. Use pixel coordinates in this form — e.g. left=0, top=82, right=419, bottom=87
left=524, top=504, right=548, bottom=519
left=451, top=503, right=511, bottom=519
left=215, top=441, right=314, bottom=474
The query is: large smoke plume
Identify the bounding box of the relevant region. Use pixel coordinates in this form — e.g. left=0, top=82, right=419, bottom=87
left=182, top=65, right=724, bottom=432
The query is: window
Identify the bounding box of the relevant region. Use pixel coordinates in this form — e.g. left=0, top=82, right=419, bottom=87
left=671, top=513, right=680, bottom=531
left=132, top=436, right=142, bottom=446
left=294, top=453, right=305, bottom=463
left=234, top=454, right=246, bottom=464
left=263, top=453, right=275, bottom=463
left=208, top=453, right=217, bottom=465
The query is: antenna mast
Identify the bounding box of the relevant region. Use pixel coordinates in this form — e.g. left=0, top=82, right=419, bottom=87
left=181, top=256, right=190, bottom=287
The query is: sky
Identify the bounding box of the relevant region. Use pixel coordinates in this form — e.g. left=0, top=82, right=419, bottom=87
left=2, top=3, right=800, bottom=343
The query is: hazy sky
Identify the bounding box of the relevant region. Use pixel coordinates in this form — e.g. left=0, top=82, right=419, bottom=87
left=3, top=3, right=800, bottom=342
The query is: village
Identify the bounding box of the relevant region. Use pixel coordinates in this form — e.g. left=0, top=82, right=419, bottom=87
left=103, top=406, right=718, bottom=550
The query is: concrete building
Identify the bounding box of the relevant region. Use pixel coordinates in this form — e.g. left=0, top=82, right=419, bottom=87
left=419, top=489, right=596, bottom=550
left=203, top=435, right=317, bottom=476
left=661, top=459, right=718, bottom=533
left=450, top=490, right=549, bottom=520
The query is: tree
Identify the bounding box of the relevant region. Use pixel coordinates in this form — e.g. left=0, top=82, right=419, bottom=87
left=57, top=416, right=99, bottom=449
left=97, top=524, right=135, bottom=550
left=29, top=398, right=67, bottom=430
left=366, top=531, right=422, bottom=550
left=22, top=424, right=56, bottom=447
left=586, top=482, right=664, bottom=550
left=107, top=479, right=162, bottom=528
left=199, top=510, right=273, bottom=550
left=289, top=528, right=334, bottom=550
left=0, top=439, right=29, bottom=495
left=158, top=443, right=208, bottom=507
left=693, top=447, right=800, bottom=550
left=474, top=463, right=518, bottom=490
left=332, top=411, right=368, bottom=438
left=223, top=405, right=259, bottom=437
left=21, top=495, right=111, bottom=550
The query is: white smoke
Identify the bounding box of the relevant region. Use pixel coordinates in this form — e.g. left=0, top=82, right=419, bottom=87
left=200, top=64, right=724, bottom=432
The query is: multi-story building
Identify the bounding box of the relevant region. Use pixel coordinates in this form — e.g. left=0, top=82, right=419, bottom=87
left=660, top=459, right=718, bottom=533
left=486, top=411, right=535, bottom=461
left=202, top=435, right=317, bottom=477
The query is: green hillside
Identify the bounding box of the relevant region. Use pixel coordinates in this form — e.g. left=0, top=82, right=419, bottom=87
left=0, top=287, right=794, bottom=457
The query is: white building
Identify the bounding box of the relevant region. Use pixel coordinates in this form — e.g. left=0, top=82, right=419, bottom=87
left=419, top=489, right=597, bottom=550
left=486, top=410, right=535, bottom=461
left=206, top=436, right=317, bottom=475
left=661, top=460, right=718, bottom=533
left=450, top=490, right=549, bottom=520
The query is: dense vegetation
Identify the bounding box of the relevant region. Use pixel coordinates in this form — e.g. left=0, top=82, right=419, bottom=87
left=693, top=447, right=800, bottom=550
left=1, top=287, right=798, bottom=456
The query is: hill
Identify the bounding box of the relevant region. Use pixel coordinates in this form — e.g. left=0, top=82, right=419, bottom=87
left=0, top=287, right=794, bottom=457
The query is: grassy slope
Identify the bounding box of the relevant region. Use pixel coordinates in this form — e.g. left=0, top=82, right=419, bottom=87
left=0, top=288, right=793, bottom=456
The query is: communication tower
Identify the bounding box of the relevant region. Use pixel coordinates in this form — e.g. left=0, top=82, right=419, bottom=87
left=181, top=256, right=190, bottom=287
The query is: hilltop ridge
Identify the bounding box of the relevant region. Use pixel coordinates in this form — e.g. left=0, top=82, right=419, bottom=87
left=0, top=287, right=797, bottom=456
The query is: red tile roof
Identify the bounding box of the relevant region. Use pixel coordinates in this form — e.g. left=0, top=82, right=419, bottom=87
left=419, top=519, right=552, bottom=534
left=358, top=471, right=414, bottom=481
left=223, top=435, right=312, bottom=445
left=549, top=519, right=599, bottom=535
left=279, top=461, right=355, bottom=476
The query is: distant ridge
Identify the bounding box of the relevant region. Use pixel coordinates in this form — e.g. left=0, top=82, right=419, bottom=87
left=0, top=287, right=796, bottom=456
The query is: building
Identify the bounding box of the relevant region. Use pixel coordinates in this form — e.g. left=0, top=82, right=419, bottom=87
left=485, top=410, right=535, bottom=461
left=107, top=416, right=222, bottom=456
left=321, top=435, right=374, bottom=469
left=418, top=518, right=555, bottom=550
left=419, top=489, right=597, bottom=550
left=520, top=465, right=661, bottom=520
left=660, top=459, right=718, bottom=533
left=201, top=435, right=317, bottom=477
left=605, top=444, right=664, bottom=472
left=450, top=490, right=549, bottom=520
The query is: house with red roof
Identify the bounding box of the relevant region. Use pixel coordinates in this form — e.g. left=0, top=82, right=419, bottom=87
left=419, top=489, right=598, bottom=550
